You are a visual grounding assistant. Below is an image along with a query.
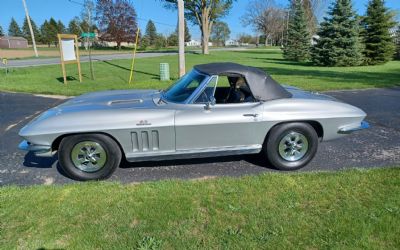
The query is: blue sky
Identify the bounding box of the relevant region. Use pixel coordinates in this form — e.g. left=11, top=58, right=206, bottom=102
left=0, top=0, right=399, bottom=40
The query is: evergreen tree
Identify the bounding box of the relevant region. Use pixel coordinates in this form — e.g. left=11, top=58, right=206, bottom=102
left=145, top=20, right=157, bottom=46
left=57, top=20, right=66, bottom=34
left=311, top=0, right=363, bottom=66
left=184, top=19, right=191, bottom=42
left=68, top=18, right=81, bottom=36
left=0, top=25, right=4, bottom=36
left=362, top=0, right=396, bottom=65
left=22, top=17, right=40, bottom=44
left=48, top=18, right=59, bottom=45
left=283, top=0, right=311, bottom=62
left=40, top=20, right=51, bottom=46
left=8, top=18, right=22, bottom=37
left=167, top=32, right=178, bottom=46
left=80, top=20, right=90, bottom=33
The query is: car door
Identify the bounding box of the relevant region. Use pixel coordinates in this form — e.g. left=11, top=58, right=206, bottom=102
left=175, top=103, right=264, bottom=151
left=174, top=76, right=265, bottom=151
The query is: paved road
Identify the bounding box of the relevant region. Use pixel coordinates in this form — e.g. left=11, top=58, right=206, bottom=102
left=0, top=52, right=177, bottom=68
left=0, top=47, right=254, bottom=68
left=1, top=88, right=399, bottom=185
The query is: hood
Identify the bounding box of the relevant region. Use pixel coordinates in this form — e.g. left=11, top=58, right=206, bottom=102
left=283, top=85, right=339, bottom=102
left=56, top=89, right=160, bottom=113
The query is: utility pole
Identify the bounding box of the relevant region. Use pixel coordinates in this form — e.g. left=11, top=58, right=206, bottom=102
left=177, top=0, right=185, bottom=77
left=22, top=0, right=38, bottom=57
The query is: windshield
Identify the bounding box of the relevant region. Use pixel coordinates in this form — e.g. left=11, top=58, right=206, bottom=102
left=163, top=70, right=207, bottom=103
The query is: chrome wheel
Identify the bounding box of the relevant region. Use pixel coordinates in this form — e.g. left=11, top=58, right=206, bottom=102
left=70, top=141, right=107, bottom=172
left=278, top=131, right=309, bottom=162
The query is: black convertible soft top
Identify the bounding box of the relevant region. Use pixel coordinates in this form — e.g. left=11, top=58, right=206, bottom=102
left=194, top=62, right=292, bottom=101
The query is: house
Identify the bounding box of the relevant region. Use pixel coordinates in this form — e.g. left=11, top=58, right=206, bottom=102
left=185, top=39, right=201, bottom=47
left=225, top=39, right=239, bottom=46
left=0, top=36, right=28, bottom=49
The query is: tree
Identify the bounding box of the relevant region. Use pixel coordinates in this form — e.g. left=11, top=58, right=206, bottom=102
left=241, top=0, right=286, bottom=46
left=8, top=18, right=22, bottom=37
left=48, top=18, right=59, bottom=46
left=81, top=0, right=95, bottom=32
left=167, top=32, right=178, bottom=46
left=184, top=19, right=191, bottom=42
left=155, top=34, right=167, bottom=49
left=22, top=17, right=40, bottom=44
left=40, top=20, right=51, bottom=46
left=57, top=20, right=66, bottom=34
left=96, top=0, right=138, bottom=50
left=311, top=0, right=363, bottom=66
left=68, top=18, right=82, bottom=36
left=211, top=21, right=230, bottom=46
left=362, top=0, right=396, bottom=65
left=0, top=25, right=4, bottom=36
left=283, top=0, right=311, bottom=62
left=145, top=20, right=157, bottom=46
left=161, top=0, right=235, bottom=54
left=237, top=33, right=255, bottom=44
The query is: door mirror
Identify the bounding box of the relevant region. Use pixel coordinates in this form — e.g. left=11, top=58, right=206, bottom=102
left=205, top=96, right=216, bottom=110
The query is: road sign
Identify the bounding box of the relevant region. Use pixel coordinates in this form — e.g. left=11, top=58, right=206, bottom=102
left=81, top=32, right=96, bottom=38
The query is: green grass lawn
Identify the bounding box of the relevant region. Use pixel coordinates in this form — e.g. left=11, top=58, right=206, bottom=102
left=1, top=49, right=399, bottom=96
left=0, top=168, right=399, bottom=249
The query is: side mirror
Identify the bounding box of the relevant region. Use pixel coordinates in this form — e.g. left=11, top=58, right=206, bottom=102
left=204, top=96, right=216, bottom=110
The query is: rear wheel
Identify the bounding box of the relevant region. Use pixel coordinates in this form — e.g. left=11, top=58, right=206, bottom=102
left=264, top=123, right=318, bottom=171
left=58, top=134, right=122, bottom=181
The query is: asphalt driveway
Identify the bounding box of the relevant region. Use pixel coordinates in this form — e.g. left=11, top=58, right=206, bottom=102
left=1, top=88, right=399, bottom=185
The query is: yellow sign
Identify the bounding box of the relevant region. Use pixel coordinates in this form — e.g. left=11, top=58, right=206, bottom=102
left=2, top=58, right=7, bottom=65
left=128, top=28, right=140, bottom=85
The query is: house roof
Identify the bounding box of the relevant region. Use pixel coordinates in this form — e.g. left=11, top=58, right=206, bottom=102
left=0, top=36, right=28, bottom=41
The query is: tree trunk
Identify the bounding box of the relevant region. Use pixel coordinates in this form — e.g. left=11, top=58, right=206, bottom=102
left=200, top=7, right=212, bottom=55
left=117, top=41, right=121, bottom=50
left=202, top=27, right=209, bottom=54
left=265, top=35, right=268, bottom=46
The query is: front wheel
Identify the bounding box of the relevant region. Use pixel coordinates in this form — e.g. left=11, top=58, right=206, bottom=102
left=58, top=134, right=122, bottom=181
left=264, top=123, right=318, bottom=171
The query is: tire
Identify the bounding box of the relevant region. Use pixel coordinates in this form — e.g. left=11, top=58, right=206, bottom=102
left=58, top=134, right=122, bottom=181
left=264, top=123, right=318, bottom=171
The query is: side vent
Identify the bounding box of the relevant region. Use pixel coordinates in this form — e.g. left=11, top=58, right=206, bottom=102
left=152, top=130, right=159, bottom=150
left=131, top=130, right=160, bottom=152
left=141, top=131, right=149, bottom=151
left=131, top=132, right=139, bottom=152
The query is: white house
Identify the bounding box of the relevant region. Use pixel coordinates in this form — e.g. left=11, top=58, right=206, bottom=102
left=225, top=39, right=239, bottom=46
left=185, top=39, right=201, bottom=47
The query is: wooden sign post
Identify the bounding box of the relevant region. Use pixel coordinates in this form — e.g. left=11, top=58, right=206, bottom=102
left=58, top=34, right=82, bottom=84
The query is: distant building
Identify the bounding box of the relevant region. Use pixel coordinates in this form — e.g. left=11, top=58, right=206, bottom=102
left=0, top=36, right=28, bottom=49
left=225, top=39, right=239, bottom=46
left=185, top=39, right=201, bottom=47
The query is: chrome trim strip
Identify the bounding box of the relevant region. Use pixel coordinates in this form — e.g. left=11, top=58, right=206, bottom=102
left=338, top=121, right=370, bottom=134
left=126, top=145, right=262, bottom=162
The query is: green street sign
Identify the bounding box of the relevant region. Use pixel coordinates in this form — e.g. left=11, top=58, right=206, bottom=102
left=81, top=32, right=96, bottom=38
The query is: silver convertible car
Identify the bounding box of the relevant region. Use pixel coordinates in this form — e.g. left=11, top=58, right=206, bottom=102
left=19, top=62, right=369, bottom=180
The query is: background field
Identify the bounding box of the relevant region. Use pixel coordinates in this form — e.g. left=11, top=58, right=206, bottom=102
left=1, top=49, right=399, bottom=96
left=1, top=168, right=399, bottom=249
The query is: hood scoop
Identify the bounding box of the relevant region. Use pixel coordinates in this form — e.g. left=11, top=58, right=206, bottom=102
left=108, top=99, right=143, bottom=106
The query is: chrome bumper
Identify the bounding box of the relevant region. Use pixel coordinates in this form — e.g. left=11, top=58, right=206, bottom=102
left=338, top=121, right=370, bottom=134
left=18, top=140, right=53, bottom=157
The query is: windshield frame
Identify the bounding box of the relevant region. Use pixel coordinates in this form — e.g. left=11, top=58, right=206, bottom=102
left=161, top=69, right=211, bottom=104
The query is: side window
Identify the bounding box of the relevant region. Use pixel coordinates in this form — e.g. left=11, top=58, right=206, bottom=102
left=194, top=76, right=218, bottom=104
left=215, top=76, right=256, bottom=104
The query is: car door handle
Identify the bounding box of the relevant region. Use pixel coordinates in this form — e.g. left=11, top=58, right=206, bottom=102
left=243, top=114, right=259, bottom=117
